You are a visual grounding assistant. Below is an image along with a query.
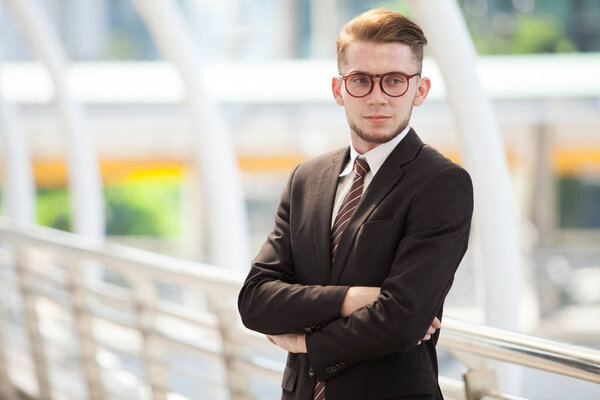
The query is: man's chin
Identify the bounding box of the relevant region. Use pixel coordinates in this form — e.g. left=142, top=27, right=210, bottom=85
left=350, top=120, right=409, bottom=146
left=356, top=130, right=398, bottom=144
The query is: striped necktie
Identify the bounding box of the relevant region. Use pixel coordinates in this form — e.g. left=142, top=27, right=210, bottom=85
left=312, top=157, right=370, bottom=400
left=330, top=157, right=370, bottom=262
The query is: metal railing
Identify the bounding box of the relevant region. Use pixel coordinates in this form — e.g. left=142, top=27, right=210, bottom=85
left=0, top=219, right=598, bottom=400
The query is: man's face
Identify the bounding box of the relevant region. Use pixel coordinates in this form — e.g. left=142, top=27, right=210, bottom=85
left=332, top=41, right=431, bottom=153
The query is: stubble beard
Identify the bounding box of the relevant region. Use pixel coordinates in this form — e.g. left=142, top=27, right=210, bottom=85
left=349, top=112, right=412, bottom=145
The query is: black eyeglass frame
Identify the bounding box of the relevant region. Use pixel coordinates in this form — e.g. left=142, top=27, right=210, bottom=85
left=339, top=71, right=422, bottom=98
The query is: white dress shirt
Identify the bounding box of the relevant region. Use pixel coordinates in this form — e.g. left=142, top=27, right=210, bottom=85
left=331, top=126, right=411, bottom=227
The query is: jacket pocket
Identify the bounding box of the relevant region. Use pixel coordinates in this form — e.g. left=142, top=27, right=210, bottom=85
left=367, top=370, right=435, bottom=399
left=347, top=219, right=399, bottom=284
left=281, top=365, right=298, bottom=392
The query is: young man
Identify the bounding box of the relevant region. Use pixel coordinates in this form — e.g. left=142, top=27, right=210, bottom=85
left=238, top=9, right=473, bottom=400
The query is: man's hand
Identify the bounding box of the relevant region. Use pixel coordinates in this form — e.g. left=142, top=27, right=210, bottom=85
left=417, top=317, right=441, bottom=345
left=266, top=333, right=307, bottom=353
left=341, top=286, right=380, bottom=317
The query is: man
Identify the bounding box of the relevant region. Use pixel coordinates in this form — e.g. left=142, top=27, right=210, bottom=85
left=238, top=8, right=473, bottom=400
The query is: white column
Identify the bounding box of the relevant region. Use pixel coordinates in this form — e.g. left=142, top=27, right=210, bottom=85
left=0, top=57, right=33, bottom=400
left=310, top=0, right=339, bottom=59
left=67, top=0, right=108, bottom=60
left=3, top=0, right=105, bottom=241
left=409, top=0, right=522, bottom=391
left=130, top=0, right=250, bottom=271
left=0, top=83, right=35, bottom=225
left=0, top=3, right=35, bottom=227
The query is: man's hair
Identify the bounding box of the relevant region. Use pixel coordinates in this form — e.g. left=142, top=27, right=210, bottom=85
left=336, top=9, right=428, bottom=70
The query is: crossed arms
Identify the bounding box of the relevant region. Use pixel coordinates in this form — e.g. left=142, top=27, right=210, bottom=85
left=266, top=287, right=441, bottom=353
left=238, top=163, right=473, bottom=380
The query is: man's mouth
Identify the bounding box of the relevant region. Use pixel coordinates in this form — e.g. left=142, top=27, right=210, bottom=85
left=364, top=115, right=391, bottom=124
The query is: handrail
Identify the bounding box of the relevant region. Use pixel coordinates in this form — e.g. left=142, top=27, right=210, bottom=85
left=439, top=318, right=600, bottom=383
left=0, top=217, right=245, bottom=288
left=0, top=218, right=599, bottom=400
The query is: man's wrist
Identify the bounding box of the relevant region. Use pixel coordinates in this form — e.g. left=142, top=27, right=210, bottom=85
left=340, top=287, right=352, bottom=316
left=299, top=333, right=307, bottom=353
left=340, top=286, right=381, bottom=317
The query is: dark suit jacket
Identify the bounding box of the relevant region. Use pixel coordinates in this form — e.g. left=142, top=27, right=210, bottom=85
left=238, top=129, right=473, bottom=400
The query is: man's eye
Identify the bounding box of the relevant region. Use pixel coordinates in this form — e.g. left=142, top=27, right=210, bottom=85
left=385, top=77, right=406, bottom=85
left=352, top=78, right=368, bottom=84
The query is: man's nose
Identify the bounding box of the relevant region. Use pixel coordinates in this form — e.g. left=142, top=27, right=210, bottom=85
left=367, top=78, right=388, bottom=103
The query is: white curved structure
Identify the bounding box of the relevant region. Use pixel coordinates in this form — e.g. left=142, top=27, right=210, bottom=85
left=3, top=0, right=104, bottom=239
left=410, top=0, right=522, bottom=391
left=130, top=0, right=250, bottom=271
left=0, top=91, right=35, bottom=226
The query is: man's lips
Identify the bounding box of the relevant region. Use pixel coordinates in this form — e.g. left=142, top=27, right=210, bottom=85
left=364, top=115, right=391, bottom=124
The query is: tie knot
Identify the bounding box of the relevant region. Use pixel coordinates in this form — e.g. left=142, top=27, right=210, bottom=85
left=354, top=157, right=370, bottom=178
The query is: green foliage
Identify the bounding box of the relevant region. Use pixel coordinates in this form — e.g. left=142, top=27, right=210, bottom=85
left=37, top=189, right=71, bottom=231
left=105, top=180, right=181, bottom=236
left=374, top=0, right=413, bottom=17
left=471, top=13, right=578, bottom=54
left=558, top=177, right=600, bottom=229
left=510, top=14, right=577, bottom=54
left=34, top=180, right=181, bottom=236
left=101, top=32, right=145, bottom=60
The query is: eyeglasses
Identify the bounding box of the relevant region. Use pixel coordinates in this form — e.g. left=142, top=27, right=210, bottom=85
left=339, top=71, right=421, bottom=98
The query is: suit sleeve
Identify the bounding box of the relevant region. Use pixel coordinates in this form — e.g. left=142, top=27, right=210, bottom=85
left=305, top=165, right=474, bottom=380
left=238, top=165, right=350, bottom=335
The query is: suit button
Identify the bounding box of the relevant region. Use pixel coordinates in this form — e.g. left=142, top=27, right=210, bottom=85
left=308, top=367, right=315, bottom=377
left=325, top=366, right=338, bottom=374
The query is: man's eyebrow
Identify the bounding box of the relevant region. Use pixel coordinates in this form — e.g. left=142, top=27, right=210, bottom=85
left=344, top=70, right=412, bottom=75
left=343, top=70, right=373, bottom=75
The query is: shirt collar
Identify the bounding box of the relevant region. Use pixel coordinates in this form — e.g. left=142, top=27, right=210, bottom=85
left=339, top=125, right=411, bottom=177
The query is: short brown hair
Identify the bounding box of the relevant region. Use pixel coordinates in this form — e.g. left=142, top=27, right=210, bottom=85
left=336, top=9, right=427, bottom=70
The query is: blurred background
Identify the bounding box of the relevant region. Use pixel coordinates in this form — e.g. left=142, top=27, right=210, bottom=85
left=0, top=0, right=599, bottom=399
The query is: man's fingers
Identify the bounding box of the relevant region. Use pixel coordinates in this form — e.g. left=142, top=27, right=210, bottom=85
left=420, top=317, right=441, bottom=342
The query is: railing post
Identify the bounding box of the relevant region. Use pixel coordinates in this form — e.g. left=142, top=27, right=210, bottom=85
left=447, top=349, right=500, bottom=400
left=463, top=368, right=499, bottom=400
left=210, top=293, right=247, bottom=400
left=67, top=260, right=105, bottom=400
left=0, top=285, right=18, bottom=400
left=131, top=277, right=168, bottom=400
left=14, top=245, right=52, bottom=400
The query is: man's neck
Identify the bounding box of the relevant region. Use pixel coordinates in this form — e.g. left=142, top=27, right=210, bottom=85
left=350, top=126, right=411, bottom=155
left=351, top=137, right=379, bottom=154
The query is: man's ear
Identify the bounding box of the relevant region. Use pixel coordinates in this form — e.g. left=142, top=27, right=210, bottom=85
left=413, top=76, right=431, bottom=107
left=332, top=77, right=344, bottom=106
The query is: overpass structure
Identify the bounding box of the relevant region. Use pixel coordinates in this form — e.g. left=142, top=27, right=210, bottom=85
left=1, top=0, right=599, bottom=399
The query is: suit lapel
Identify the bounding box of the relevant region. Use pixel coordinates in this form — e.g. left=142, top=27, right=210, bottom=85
left=312, top=148, right=349, bottom=283
left=330, top=129, right=424, bottom=283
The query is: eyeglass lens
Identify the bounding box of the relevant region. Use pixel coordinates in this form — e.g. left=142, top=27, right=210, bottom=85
left=345, top=73, right=410, bottom=97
